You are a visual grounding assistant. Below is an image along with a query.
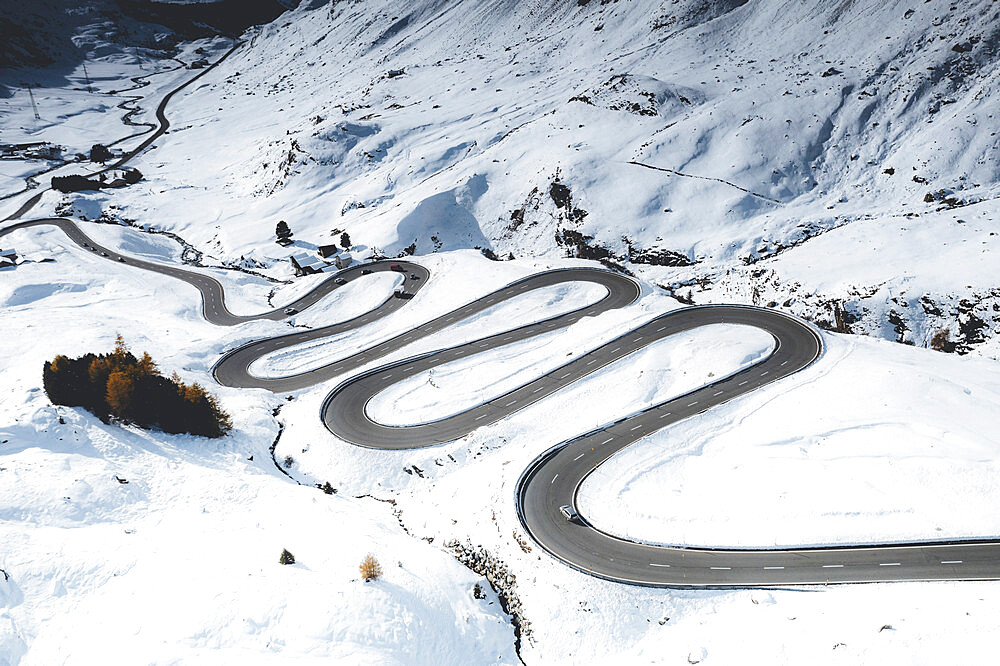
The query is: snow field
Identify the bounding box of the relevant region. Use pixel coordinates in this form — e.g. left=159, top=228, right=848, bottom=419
left=579, top=332, right=1000, bottom=547
left=0, top=225, right=517, bottom=664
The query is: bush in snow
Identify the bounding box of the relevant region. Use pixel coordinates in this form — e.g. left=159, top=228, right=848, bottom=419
left=930, top=329, right=956, bottom=353
left=360, top=554, right=382, bottom=582
left=89, top=143, right=112, bottom=163
left=279, top=548, right=295, bottom=565
left=43, top=334, right=232, bottom=438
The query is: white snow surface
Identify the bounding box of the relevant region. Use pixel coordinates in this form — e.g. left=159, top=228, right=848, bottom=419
left=0, top=226, right=516, bottom=665
left=579, top=332, right=1000, bottom=548
left=3, top=0, right=1000, bottom=663
left=368, top=323, right=771, bottom=427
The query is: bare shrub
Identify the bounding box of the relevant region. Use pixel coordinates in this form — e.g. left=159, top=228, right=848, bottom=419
left=930, top=329, right=956, bottom=353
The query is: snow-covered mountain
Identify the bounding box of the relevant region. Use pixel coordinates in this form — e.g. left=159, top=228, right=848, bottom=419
left=5, top=0, right=999, bottom=354
left=3, top=1, right=1000, bottom=663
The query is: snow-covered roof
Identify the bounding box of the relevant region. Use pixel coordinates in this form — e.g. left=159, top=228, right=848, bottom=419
left=290, top=252, right=327, bottom=272
left=0, top=248, right=16, bottom=258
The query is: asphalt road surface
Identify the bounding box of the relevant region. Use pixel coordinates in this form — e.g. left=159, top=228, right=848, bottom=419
left=5, top=41, right=999, bottom=585
left=6, top=219, right=1000, bottom=586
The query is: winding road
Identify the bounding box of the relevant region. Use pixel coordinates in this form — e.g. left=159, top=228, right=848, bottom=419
left=4, top=40, right=1000, bottom=588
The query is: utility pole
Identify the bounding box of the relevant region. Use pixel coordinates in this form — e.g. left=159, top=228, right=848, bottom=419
left=24, top=83, right=40, bottom=120
left=81, top=62, right=93, bottom=92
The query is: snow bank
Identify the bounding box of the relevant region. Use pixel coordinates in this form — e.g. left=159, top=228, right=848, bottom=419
left=367, top=321, right=768, bottom=427
left=578, top=333, right=1000, bottom=548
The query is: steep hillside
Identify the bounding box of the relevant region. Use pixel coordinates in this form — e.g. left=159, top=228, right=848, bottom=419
left=28, top=0, right=990, bottom=356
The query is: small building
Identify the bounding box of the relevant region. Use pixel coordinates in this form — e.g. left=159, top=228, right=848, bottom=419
left=289, top=252, right=327, bottom=276
left=0, top=248, right=16, bottom=268
left=334, top=252, right=353, bottom=269
left=317, top=244, right=340, bottom=259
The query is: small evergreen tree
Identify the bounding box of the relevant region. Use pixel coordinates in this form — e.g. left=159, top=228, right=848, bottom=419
left=279, top=548, right=295, bottom=565
left=360, top=554, right=382, bottom=581
left=339, top=232, right=351, bottom=248
left=275, top=220, right=293, bottom=242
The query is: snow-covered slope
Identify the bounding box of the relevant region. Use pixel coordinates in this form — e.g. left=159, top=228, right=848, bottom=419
left=4, top=0, right=1000, bottom=663
left=6, top=0, right=999, bottom=354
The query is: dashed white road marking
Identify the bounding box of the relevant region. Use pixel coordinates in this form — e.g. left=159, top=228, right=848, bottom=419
left=822, top=564, right=844, bottom=568
left=763, top=566, right=784, bottom=570
left=879, top=562, right=902, bottom=567
left=649, top=563, right=670, bottom=568
left=941, top=560, right=963, bottom=564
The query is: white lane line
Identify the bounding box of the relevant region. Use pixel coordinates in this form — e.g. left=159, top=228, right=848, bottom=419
left=474, top=414, right=489, bottom=421
left=533, top=386, right=545, bottom=393
left=714, top=390, right=724, bottom=396
left=781, top=360, right=788, bottom=366
left=763, top=566, right=784, bottom=570
left=633, top=337, right=643, bottom=342
left=822, top=564, right=844, bottom=568
left=574, top=453, right=585, bottom=461
left=559, top=373, right=572, bottom=379
left=879, top=562, right=902, bottom=567
left=649, top=563, right=670, bottom=568
left=659, top=412, right=672, bottom=419
left=505, top=400, right=517, bottom=407
left=656, top=326, right=667, bottom=332
left=601, top=437, right=614, bottom=445
left=687, top=401, right=698, bottom=407
left=738, top=380, right=748, bottom=386
left=941, top=560, right=963, bottom=564
left=761, top=371, right=769, bottom=377
left=384, top=374, right=393, bottom=379
left=586, top=359, right=598, bottom=365
left=403, top=366, right=414, bottom=372
left=710, top=567, right=732, bottom=570
left=610, top=347, right=621, bottom=353
left=630, top=425, right=643, bottom=431
left=550, top=474, right=558, bottom=484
